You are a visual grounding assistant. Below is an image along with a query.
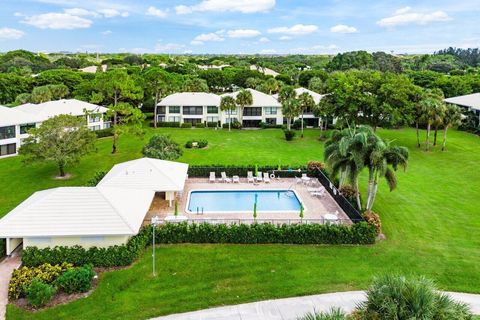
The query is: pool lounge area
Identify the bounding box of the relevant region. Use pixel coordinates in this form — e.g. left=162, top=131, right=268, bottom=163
left=145, top=177, right=351, bottom=225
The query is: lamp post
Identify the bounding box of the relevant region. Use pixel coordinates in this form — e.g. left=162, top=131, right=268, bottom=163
left=151, top=216, right=159, bottom=277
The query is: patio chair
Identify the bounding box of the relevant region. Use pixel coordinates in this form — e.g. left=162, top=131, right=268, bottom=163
left=247, top=171, right=255, bottom=183
left=256, top=171, right=263, bottom=182
left=263, top=172, right=271, bottom=183
left=209, top=172, right=216, bottom=183
left=221, top=172, right=232, bottom=183
left=312, top=189, right=325, bottom=198
left=295, top=176, right=302, bottom=184
left=233, top=175, right=240, bottom=183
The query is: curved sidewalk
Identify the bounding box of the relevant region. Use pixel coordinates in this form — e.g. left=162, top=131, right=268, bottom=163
left=151, top=291, right=480, bottom=320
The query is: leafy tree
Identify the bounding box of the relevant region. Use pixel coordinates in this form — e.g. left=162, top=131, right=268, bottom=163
left=327, top=50, right=374, bottom=71
left=34, top=69, right=84, bottom=94
left=93, top=69, right=143, bottom=107
left=372, top=51, right=403, bottom=73
left=434, top=75, right=471, bottom=98
left=123, top=55, right=144, bottom=65
left=47, top=84, right=69, bottom=100
left=106, top=102, right=146, bottom=154
left=235, top=89, right=253, bottom=124
left=297, top=92, right=315, bottom=137
left=199, top=69, right=228, bottom=92
left=0, top=73, right=33, bottom=104
left=31, top=86, right=53, bottom=103
left=220, top=96, right=237, bottom=131
left=308, top=77, right=326, bottom=93
left=298, top=70, right=328, bottom=87
left=142, top=134, right=182, bottom=160
left=14, top=93, right=32, bottom=105
left=245, top=77, right=263, bottom=89
left=19, top=114, right=96, bottom=177
left=182, top=78, right=209, bottom=92
left=441, top=105, right=462, bottom=151
left=142, top=67, right=174, bottom=127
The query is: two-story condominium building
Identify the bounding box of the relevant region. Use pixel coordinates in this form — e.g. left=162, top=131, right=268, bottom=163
left=0, top=106, right=41, bottom=158
left=156, top=92, right=221, bottom=127
left=221, top=89, right=283, bottom=127
left=0, top=99, right=109, bottom=159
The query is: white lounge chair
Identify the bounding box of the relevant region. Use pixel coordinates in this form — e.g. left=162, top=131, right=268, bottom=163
left=263, top=172, right=271, bottom=183
left=312, top=189, right=325, bottom=198
left=233, top=175, right=240, bottom=183
left=247, top=171, right=255, bottom=183
left=295, top=176, right=302, bottom=184
left=256, top=172, right=263, bottom=182
left=209, top=172, right=216, bottom=183
left=221, top=172, right=232, bottom=183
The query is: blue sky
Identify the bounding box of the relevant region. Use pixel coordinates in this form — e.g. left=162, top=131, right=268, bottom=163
left=1, top=0, right=480, bottom=54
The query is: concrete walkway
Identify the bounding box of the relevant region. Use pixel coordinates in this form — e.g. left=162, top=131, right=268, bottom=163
left=0, top=255, right=21, bottom=320
left=152, top=291, right=480, bottom=320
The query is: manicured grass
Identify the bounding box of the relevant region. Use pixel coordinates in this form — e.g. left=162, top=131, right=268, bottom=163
left=3, top=127, right=480, bottom=319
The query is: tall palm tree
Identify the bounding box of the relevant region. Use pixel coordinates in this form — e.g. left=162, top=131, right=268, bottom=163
left=281, top=98, right=299, bottom=131
left=235, top=89, right=253, bottom=124
left=297, top=92, right=315, bottom=138
left=419, top=89, right=445, bottom=151
left=220, top=96, right=237, bottom=131
left=441, top=104, right=462, bottom=151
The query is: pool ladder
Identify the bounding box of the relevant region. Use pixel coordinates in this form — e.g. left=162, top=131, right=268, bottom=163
left=196, top=207, right=204, bottom=215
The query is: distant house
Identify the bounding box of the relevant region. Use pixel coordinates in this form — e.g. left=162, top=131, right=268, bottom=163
left=198, top=64, right=230, bottom=70
left=0, top=99, right=109, bottom=159
left=444, top=93, right=480, bottom=127
left=79, top=64, right=107, bottom=73
left=0, top=158, right=189, bottom=255
left=250, top=65, right=280, bottom=77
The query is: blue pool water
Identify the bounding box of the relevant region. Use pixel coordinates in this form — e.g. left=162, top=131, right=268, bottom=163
left=187, top=190, right=302, bottom=213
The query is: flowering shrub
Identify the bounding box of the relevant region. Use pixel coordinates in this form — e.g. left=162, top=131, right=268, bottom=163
left=362, top=211, right=382, bottom=235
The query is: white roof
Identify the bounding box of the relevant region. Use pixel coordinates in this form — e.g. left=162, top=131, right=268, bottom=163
left=0, top=105, right=41, bottom=127
left=79, top=65, right=107, bottom=73
left=0, top=187, right=154, bottom=237
left=250, top=65, right=280, bottom=77
left=222, top=88, right=281, bottom=107
left=445, top=93, right=480, bottom=111
left=272, top=87, right=325, bottom=104
left=98, top=158, right=189, bottom=192
left=13, top=99, right=108, bottom=122
left=158, top=92, right=220, bottom=106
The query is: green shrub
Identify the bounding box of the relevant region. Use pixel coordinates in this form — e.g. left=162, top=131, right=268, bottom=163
left=56, top=264, right=95, bottom=294
left=284, top=129, right=296, bottom=141
left=195, top=123, right=205, bottom=128
left=259, top=122, right=284, bottom=129
left=292, top=119, right=302, bottom=130
left=185, top=140, right=209, bottom=149
left=85, top=171, right=106, bottom=186
left=9, top=262, right=73, bottom=299
left=0, top=239, right=5, bottom=259
left=298, top=308, right=347, bottom=320
left=24, top=278, right=56, bottom=308
left=157, top=122, right=180, bottom=128
left=187, top=164, right=307, bottom=178
left=142, top=134, right=182, bottom=160
left=362, top=211, right=381, bottom=235
left=222, top=119, right=242, bottom=129
left=180, top=123, right=192, bottom=128
left=206, top=121, right=219, bottom=128
left=357, top=275, right=473, bottom=319
left=93, top=128, right=113, bottom=138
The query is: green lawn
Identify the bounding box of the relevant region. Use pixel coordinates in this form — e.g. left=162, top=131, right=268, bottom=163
left=3, top=127, right=480, bottom=319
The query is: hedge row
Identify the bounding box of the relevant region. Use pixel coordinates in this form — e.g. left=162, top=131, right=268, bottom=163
left=187, top=164, right=308, bottom=178
left=22, top=222, right=376, bottom=267
left=94, top=128, right=113, bottom=138
left=0, top=238, right=6, bottom=259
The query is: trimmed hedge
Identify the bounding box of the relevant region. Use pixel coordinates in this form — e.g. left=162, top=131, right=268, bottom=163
left=195, top=123, right=205, bottom=128
left=187, top=164, right=307, bottom=178
left=206, top=121, right=219, bottom=128
left=180, top=123, right=192, bottom=128
left=185, top=140, right=208, bottom=149
left=22, top=222, right=376, bottom=267
left=157, top=122, right=181, bottom=128
left=259, top=122, right=284, bottom=129
left=94, top=128, right=113, bottom=138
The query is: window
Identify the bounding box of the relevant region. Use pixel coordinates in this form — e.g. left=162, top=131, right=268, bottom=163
left=266, top=118, right=276, bottom=125
left=169, top=106, right=180, bottom=113
left=207, top=116, right=219, bottom=123
left=183, top=106, right=203, bottom=115
left=156, top=115, right=166, bottom=122
left=0, top=143, right=16, bottom=156
left=265, top=107, right=278, bottom=115
left=89, top=114, right=101, bottom=123
left=103, top=122, right=111, bottom=129
left=20, top=123, right=35, bottom=134
left=0, top=126, right=15, bottom=140
left=207, top=106, right=218, bottom=114
left=89, top=125, right=101, bottom=131
left=225, top=117, right=238, bottom=124
left=183, top=118, right=202, bottom=125
left=243, top=107, right=262, bottom=116
left=157, top=106, right=166, bottom=114
left=168, top=116, right=181, bottom=123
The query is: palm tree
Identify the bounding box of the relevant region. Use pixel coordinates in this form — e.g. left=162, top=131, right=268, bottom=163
left=235, top=89, right=253, bottom=124
left=297, top=92, right=315, bottom=138
left=419, top=89, right=445, bottom=151
left=220, top=96, right=236, bottom=131
left=264, top=77, right=280, bottom=94
left=278, top=85, right=295, bottom=103
left=281, top=98, right=299, bottom=131
left=441, top=105, right=462, bottom=151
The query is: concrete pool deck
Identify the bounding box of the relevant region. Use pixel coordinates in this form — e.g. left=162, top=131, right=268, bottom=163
left=145, top=178, right=349, bottom=224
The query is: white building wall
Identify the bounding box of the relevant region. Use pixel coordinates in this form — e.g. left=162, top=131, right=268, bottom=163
left=23, top=235, right=130, bottom=249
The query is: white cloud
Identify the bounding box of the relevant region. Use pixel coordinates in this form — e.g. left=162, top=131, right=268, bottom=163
left=101, top=30, right=112, bottom=35
left=154, top=42, right=185, bottom=52
left=279, top=36, right=292, bottom=41
left=191, top=32, right=225, bottom=45
left=259, top=37, right=270, bottom=43
left=0, top=27, right=25, bottom=40
left=377, top=8, right=451, bottom=27
left=97, top=8, right=129, bottom=18
left=289, top=44, right=339, bottom=54
left=227, top=29, right=261, bottom=38
left=22, top=13, right=92, bottom=29
left=268, top=24, right=318, bottom=35
left=63, top=8, right=99, bottom=17
left=146, top=6, right=168, bottom=18
left=175, top=0, right=275, bottom=14
left=330, top=24, right=357, bottom=33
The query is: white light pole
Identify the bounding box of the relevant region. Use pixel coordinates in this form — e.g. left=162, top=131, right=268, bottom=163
left=151, top=216, right=159, bottom=277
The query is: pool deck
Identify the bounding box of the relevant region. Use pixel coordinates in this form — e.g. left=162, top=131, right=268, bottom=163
left=145, top=178, right=350, bottom=225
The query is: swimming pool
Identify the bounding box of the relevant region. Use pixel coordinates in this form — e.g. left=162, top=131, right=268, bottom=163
left=187, top=190, right=303, bottom=214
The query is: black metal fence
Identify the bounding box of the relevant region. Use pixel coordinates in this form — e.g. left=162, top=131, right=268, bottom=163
left=159, top=218, right=352, bottom=226
left=312, top=169, right=364, bottom=223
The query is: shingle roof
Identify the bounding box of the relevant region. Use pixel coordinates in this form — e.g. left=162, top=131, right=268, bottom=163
left=222, top=88, right=281, bottom=107
left=158, top=92, right=221, bottom=106
left=0, top=187, right=155, bottom=237
left=98, top=158, right=189, bottom=192
left=445, top=93, right=480, bottom=111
